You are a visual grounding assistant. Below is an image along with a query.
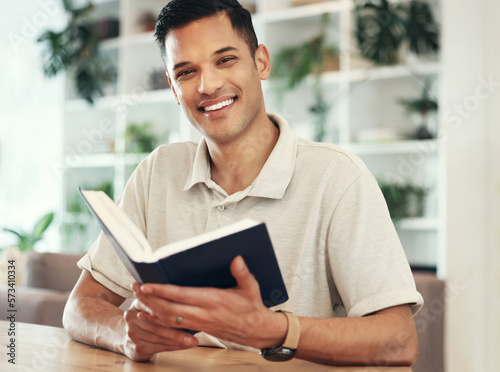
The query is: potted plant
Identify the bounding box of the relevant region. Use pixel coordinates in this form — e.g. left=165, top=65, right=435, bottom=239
left=270, top=13, right=339, bottom=142
left=3, top=212, right=55, bottom=252
left=125, top=122, right=159, bottom=154
left=398, top=79, right=438, bottom=139
left=378, top=181, right=408, bottom=222
left=37, top=0, right=116, bottom=104
left=354, top=0, right=439, bottom=65
left=405, top=184, right=429, bottom=218
left=63, top=180, right=114, bottom=250
left=405, top=0, right=440, bottom=57
left=354, top=0, right=406, bottom=65
left=377, top=179, right=429, bottom=222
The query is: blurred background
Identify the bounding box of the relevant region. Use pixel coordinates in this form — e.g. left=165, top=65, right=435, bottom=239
left=0, top=1, right=499, bottom=371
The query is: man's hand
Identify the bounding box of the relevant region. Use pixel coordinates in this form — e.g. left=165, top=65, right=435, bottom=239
left=132, top=255, right=287, bottom=349
left=64, top=269, right=198, bottom=363
left=121, top=295, right=199, bottom=361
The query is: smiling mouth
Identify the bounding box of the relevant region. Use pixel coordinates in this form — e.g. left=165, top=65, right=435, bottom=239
left=200, top=97, right=236, bottom=112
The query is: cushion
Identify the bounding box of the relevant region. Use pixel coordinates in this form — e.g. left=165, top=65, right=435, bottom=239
left=23, top=251, right=83, bottom=292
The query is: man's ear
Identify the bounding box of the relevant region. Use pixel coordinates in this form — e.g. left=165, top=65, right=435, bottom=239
left=167, top=72, right=180, bottom=105
left=255, top=44, right=271, bottom=80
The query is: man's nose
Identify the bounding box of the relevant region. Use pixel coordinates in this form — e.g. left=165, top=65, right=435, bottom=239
left=198, top=67, right=224, bottom=95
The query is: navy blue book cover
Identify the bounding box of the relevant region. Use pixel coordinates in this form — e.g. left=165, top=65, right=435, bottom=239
left=79, top=188, right=289, bottom=311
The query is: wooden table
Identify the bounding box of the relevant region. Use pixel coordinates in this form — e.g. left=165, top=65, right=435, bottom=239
left=0, top=321, right=412, bottom=371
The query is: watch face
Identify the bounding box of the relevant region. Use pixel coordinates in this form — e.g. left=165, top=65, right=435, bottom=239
left=260, top=346, right=296, bottom=362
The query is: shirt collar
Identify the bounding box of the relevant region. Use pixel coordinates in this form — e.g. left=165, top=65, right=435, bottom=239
left=183, top=113, right=297, bottom=200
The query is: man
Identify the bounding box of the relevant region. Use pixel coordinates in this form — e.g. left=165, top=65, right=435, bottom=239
left=63, top=0, right=423, bottom=365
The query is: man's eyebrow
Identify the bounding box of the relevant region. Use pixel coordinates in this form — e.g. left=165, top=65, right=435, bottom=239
left=214, top=46, right=238, bottom=55
left=172, top=46, right=239, bottom=72
left=172, top=61, right=190, bottom=72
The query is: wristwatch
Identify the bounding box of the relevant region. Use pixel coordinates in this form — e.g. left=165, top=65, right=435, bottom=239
left=260, top=311, right=301, bottom=362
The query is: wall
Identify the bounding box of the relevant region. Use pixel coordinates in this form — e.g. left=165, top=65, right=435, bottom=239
left=442, top=0, right=500, bottom=371
left=0, top=1, right=65, bottom=251
left=484, top=0, right=500, bottom=369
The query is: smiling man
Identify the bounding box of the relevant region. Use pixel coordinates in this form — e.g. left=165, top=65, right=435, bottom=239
left=63, top=0, right=423, bottom=366
left=164, top=11, right=278, bottom=195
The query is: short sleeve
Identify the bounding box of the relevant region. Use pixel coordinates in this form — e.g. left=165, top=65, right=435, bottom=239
left=328, top=174, right=423, bottom=317
left=77, top=153, right=154, bottom=298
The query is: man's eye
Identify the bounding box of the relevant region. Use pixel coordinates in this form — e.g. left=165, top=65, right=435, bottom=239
left=218, top=57, right=235, bottom=65
left=177, top=69, right=194, bottom=79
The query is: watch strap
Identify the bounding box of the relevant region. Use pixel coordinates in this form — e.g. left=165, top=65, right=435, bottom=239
left=280, top=311, right=300, bottom=350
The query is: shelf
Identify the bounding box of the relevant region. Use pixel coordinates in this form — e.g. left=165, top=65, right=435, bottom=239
left=123, top=153, right=150, bottom=165
left=60, top=0, right=443, bottom=271
left=99, top=36, right=121, bottom=50
left=266, top=62, right=439, bottom=91
left=396, top=217, right=441, bottom=231
left=123, top=31, right=155, bottom=47
left=63, top=153, right=158, bottom=169
left=254, top=1, right=351, bottom=24
left=66, top=88, right=175, bottom=111
left=64, top=153, right=116, bottom=168
left=341, top=140, right=441, bottom=155
left=139, top=89, right=176, bottom=104
left=98, top=32, right=156, bottom=50
left=321, top=70, right=348, bottom=84
left=91, top=0, right=119, bottom=4
left=62, top=212, right=93, bottom=224
left=65, top=95, right=119, bottom=112
left=348, top=62, right=440, bottom=83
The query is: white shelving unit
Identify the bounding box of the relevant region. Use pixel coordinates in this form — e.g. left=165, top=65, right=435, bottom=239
left=61, top=0, right=444, bottom=273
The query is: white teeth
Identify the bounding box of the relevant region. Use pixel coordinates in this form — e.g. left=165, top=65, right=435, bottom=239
left=203, top=98, right=234, bottom=112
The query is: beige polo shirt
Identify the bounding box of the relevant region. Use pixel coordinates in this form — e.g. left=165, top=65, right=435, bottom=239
left=78, top=113, right=423, bottom=349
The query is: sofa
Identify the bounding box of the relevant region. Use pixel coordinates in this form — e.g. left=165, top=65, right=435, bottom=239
left=0, top=252, right=445, bottom=372
left=0, top=251, right=83, bottom=327
left=412, top=271, right=446, bottom=372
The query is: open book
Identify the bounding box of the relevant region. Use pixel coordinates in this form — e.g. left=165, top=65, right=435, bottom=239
left=79, top=188, right=289, bottom=309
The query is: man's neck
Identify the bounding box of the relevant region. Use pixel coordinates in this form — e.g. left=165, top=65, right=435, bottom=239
left=207, top=116, right=280, bottom=195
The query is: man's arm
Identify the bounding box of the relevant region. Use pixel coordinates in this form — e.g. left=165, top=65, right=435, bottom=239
left=133, top=256, right=419, bottom=366
left=62, top=270, right=198, bottom=361
left=295, top=305, right=418, bottom=365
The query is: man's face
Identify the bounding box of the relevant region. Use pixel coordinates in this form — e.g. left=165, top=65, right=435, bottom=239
left=165, top=14, right=270, bottom=145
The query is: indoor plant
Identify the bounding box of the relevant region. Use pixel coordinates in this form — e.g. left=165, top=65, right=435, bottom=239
left=62, top=180, right=114, bottom=250
left=3, top=212, right=55, bottom=252
left=377, top=179, right=429, bottom=222
left=270, top=13, right=339, bottom=142
left=37, top=0, right=116, bottom=104
left=405, top=0, right=440, bottom=57
left=354, top=0, right=439, bottom=65
left=398, top=79, right=438, bottom=139
left=1, top=211, right=55, bottom=285
left=125, top=122, right=159, bottom=154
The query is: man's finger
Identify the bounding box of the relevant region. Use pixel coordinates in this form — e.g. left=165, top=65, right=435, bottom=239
left=139, top=282, right=217, bottom=306
left=124, top=308, right=198, bottom=347
left=230, top=255, right=260, bottom=296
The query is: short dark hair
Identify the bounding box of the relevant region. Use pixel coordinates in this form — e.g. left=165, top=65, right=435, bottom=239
left=154, top=0, right=258, bottom=68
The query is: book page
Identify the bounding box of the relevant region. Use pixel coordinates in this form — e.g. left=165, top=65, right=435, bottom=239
left=150, top=218, right=261, bottom=262
left=81, top=190, right=153, bottom=260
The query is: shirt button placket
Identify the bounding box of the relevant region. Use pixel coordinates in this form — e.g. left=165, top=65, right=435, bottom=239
left=217, top=205, right=226, bottom=212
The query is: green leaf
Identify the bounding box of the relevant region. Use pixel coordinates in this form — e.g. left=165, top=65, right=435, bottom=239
left=32, top=212, right=55, bottom=240
left=38, top=30, right=69, bottom=77
left=406, top=0, right=439, bottom=56
left=37, top=0, right=115, bottom=104
left=17, top=240, right=33, bottom=252
left=398, top=78, right=438, bottom=114
left=355, top=0, right=407, bottom=65
left=270, top=16, right=338, bottom=93
left=3, top=228, right=26, bottom=240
